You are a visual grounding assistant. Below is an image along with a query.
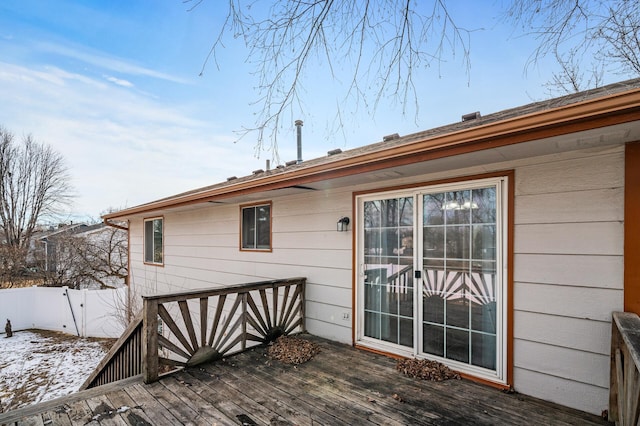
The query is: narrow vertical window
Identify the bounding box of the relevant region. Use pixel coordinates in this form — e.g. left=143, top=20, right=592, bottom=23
left=144, top=217, right=163, bottom=264
left=241, top=202, right=272, bottom=250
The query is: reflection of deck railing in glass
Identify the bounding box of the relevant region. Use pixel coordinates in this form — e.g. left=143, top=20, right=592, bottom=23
left=383, top=265, right=495, bottom=305
left=387, top=265, right=414, bottom=300
left=423, top=269, right=495, bottom=305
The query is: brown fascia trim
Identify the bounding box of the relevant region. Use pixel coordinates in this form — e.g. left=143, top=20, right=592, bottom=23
left=103, top=88, right=640, bottom=220
left=103, top=218, right=129, bottom=231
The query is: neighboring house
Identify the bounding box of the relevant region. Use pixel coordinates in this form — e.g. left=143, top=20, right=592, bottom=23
left=67, top=223, right=128, bottom=289
left=31, top=223, right=127, bottom=289
left=103, top=79, right=640, bottom=415
left=28, top=223, right=89, bottom=273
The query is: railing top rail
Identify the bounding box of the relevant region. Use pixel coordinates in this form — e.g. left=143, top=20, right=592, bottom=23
left=613, top=311, right=640, bottom=368
left=142, top=277, right=306, bottom=304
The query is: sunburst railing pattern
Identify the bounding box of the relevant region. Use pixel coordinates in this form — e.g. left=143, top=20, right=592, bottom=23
left=142, top=277, right=306, bottom=383
left=423, top=269, right=495, bottom=305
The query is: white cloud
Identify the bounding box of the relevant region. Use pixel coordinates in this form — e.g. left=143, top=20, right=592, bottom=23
left=0, top=61, right=265, bottom=219
left=104, top=75, right=134, bottom=87
left=34, top=40, right=190, bottom=84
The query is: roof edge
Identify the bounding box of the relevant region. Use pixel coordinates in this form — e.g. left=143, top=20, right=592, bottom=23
left=104, top=85, right=640, bottom=220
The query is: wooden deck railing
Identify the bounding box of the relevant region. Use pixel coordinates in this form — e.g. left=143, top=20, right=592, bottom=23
left=609, top=311, right=640, bottom=424
left=81, top=277, right=306, bottom=388
left=80, top=311, right=143, bottom=390
left=142, top=277, right=305, bottom=383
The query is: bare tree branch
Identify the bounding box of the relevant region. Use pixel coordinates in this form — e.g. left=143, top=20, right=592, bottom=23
left=187, top=0, right=472, bottom=159
left=0, top=127, right=72, bottom=280
left=506, top=0, right=639, bottom=93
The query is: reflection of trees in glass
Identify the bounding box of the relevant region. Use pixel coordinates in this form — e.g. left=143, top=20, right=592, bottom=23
left=153, top=220, right=163, bottom=263
left=423, top=186, right=496, bottom=267
left=363, top=196, right=415, bottom=348
left=364, top=197, right=413, bottom=257
left=144, top=218, right=163, bottom=264
left=364, top=197, right=413, bottom=228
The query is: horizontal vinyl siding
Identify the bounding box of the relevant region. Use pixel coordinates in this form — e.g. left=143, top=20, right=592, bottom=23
left=513, top=368, right=609, bottom=416
left=514, top=253, right=622, bottom=289
left=126, top=144, right=625, bottom=415
left=511, top=145, right=624, bottom=414
left=129, top=188, right=355, bottom=344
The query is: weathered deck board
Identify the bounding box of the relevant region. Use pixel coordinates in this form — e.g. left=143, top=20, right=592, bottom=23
left=175, top=368, right=284, bottom=425
left=201, top=358, right=354, bottom=425
left=0, top=335, right=611, bottom=425
left=236, top=344, right=444, bottom=424
left=219, top=347, right=410, bottom=425
left=121, top=384, right=182, bottom=426
left=156, top=375, right=238, bottom=424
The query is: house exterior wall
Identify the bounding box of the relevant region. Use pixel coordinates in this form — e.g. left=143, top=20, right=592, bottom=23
left=129, top=187, right=355, bottom=343
left=127, top=144, right=624, bottom=415
left=511, top=145, right=623, bottom=414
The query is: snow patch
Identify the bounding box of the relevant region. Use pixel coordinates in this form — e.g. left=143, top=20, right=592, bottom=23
left=0, top=330, right=112, bottom=412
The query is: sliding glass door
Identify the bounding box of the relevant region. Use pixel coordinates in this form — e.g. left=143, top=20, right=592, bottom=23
left=419, top=185, right=500, bottom=372
left=357, top=177, right=507, bottom=383
left=362, top=195, right=415, bottom=349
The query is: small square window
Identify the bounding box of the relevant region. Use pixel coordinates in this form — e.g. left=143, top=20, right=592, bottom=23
left=241, top=202, right=271, bottom=251
left=144, top=217, right=163, bottom=264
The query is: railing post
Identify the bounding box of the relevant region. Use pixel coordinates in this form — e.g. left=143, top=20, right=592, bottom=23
left=610, top=315, right=621, bottom=423
left=142, top=297, right=159, bottom=383
left=610, top=312, right=640, bottom=425
left=300, top=279, right=306, bottom=333
left=241, top=292, right=247, bottom=351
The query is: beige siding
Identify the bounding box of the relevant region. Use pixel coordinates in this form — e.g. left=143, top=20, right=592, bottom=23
left=514, top=254, right=622, bottom=289
left=511, top=145, right=624, bottom=414
left=129, top=187, right=355, bottom=341
left=127, top=144, right=625, bottom=416
left=514, top=368, right=609, bottom=415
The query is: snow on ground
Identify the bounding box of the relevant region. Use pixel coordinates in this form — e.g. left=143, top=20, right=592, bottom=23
left=0, top=329, right=114, bottom=413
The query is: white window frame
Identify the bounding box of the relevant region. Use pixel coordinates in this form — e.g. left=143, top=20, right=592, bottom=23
left=144, top=217, right=163, bottom=265
left=240, top=202, right=272, bottom=251
left=355, top=176, right=509, bottom=385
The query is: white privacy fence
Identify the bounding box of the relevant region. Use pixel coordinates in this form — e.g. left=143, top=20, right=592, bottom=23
left=0, top=286, right=128, bottom=338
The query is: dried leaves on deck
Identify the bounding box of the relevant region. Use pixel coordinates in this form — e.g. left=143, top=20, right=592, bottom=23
left=267, top=336, right=320, bottom=365
left=396, top=358, right=461, bottom=381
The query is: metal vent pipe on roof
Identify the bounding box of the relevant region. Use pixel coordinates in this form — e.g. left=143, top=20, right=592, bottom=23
left=295, top=119, right=303, bottom=164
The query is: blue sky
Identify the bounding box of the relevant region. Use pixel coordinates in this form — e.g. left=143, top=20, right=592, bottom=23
left=0, top=1, right=634, bottom=221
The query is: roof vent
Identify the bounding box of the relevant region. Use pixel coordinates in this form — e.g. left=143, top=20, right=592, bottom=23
left=285, top=160, right=297, bottom=166
left=276, top=164, right=285, bottom=169
left=462, top=111, right=481, bottom=122
left=227, top=176, right=237, bottom=181
left=295, top=119, right=303, bottom=164
left=252, top=169, right=264, bottom=175
left=327, top=148, right=342, bottom=156
left=383, top=133, right=400, bottom=142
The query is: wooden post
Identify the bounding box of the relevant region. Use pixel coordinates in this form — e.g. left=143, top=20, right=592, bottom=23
left=609, top=318, right=620, bottom=422
left=610, top=312, right=640, bottom=425
left=300, top=279, right=306, bottom=333
left=142, top=298, right=159, bottom=384
left=241, top=293, right=247, bottom=351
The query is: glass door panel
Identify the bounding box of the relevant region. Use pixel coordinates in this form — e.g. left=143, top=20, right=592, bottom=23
left=363, top=196, right=414, bottom=348
left=420, top=185, right=498, bottom=372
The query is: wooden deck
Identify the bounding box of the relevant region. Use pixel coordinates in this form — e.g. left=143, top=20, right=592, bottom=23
left=0, top=335, right=610, bottom=425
